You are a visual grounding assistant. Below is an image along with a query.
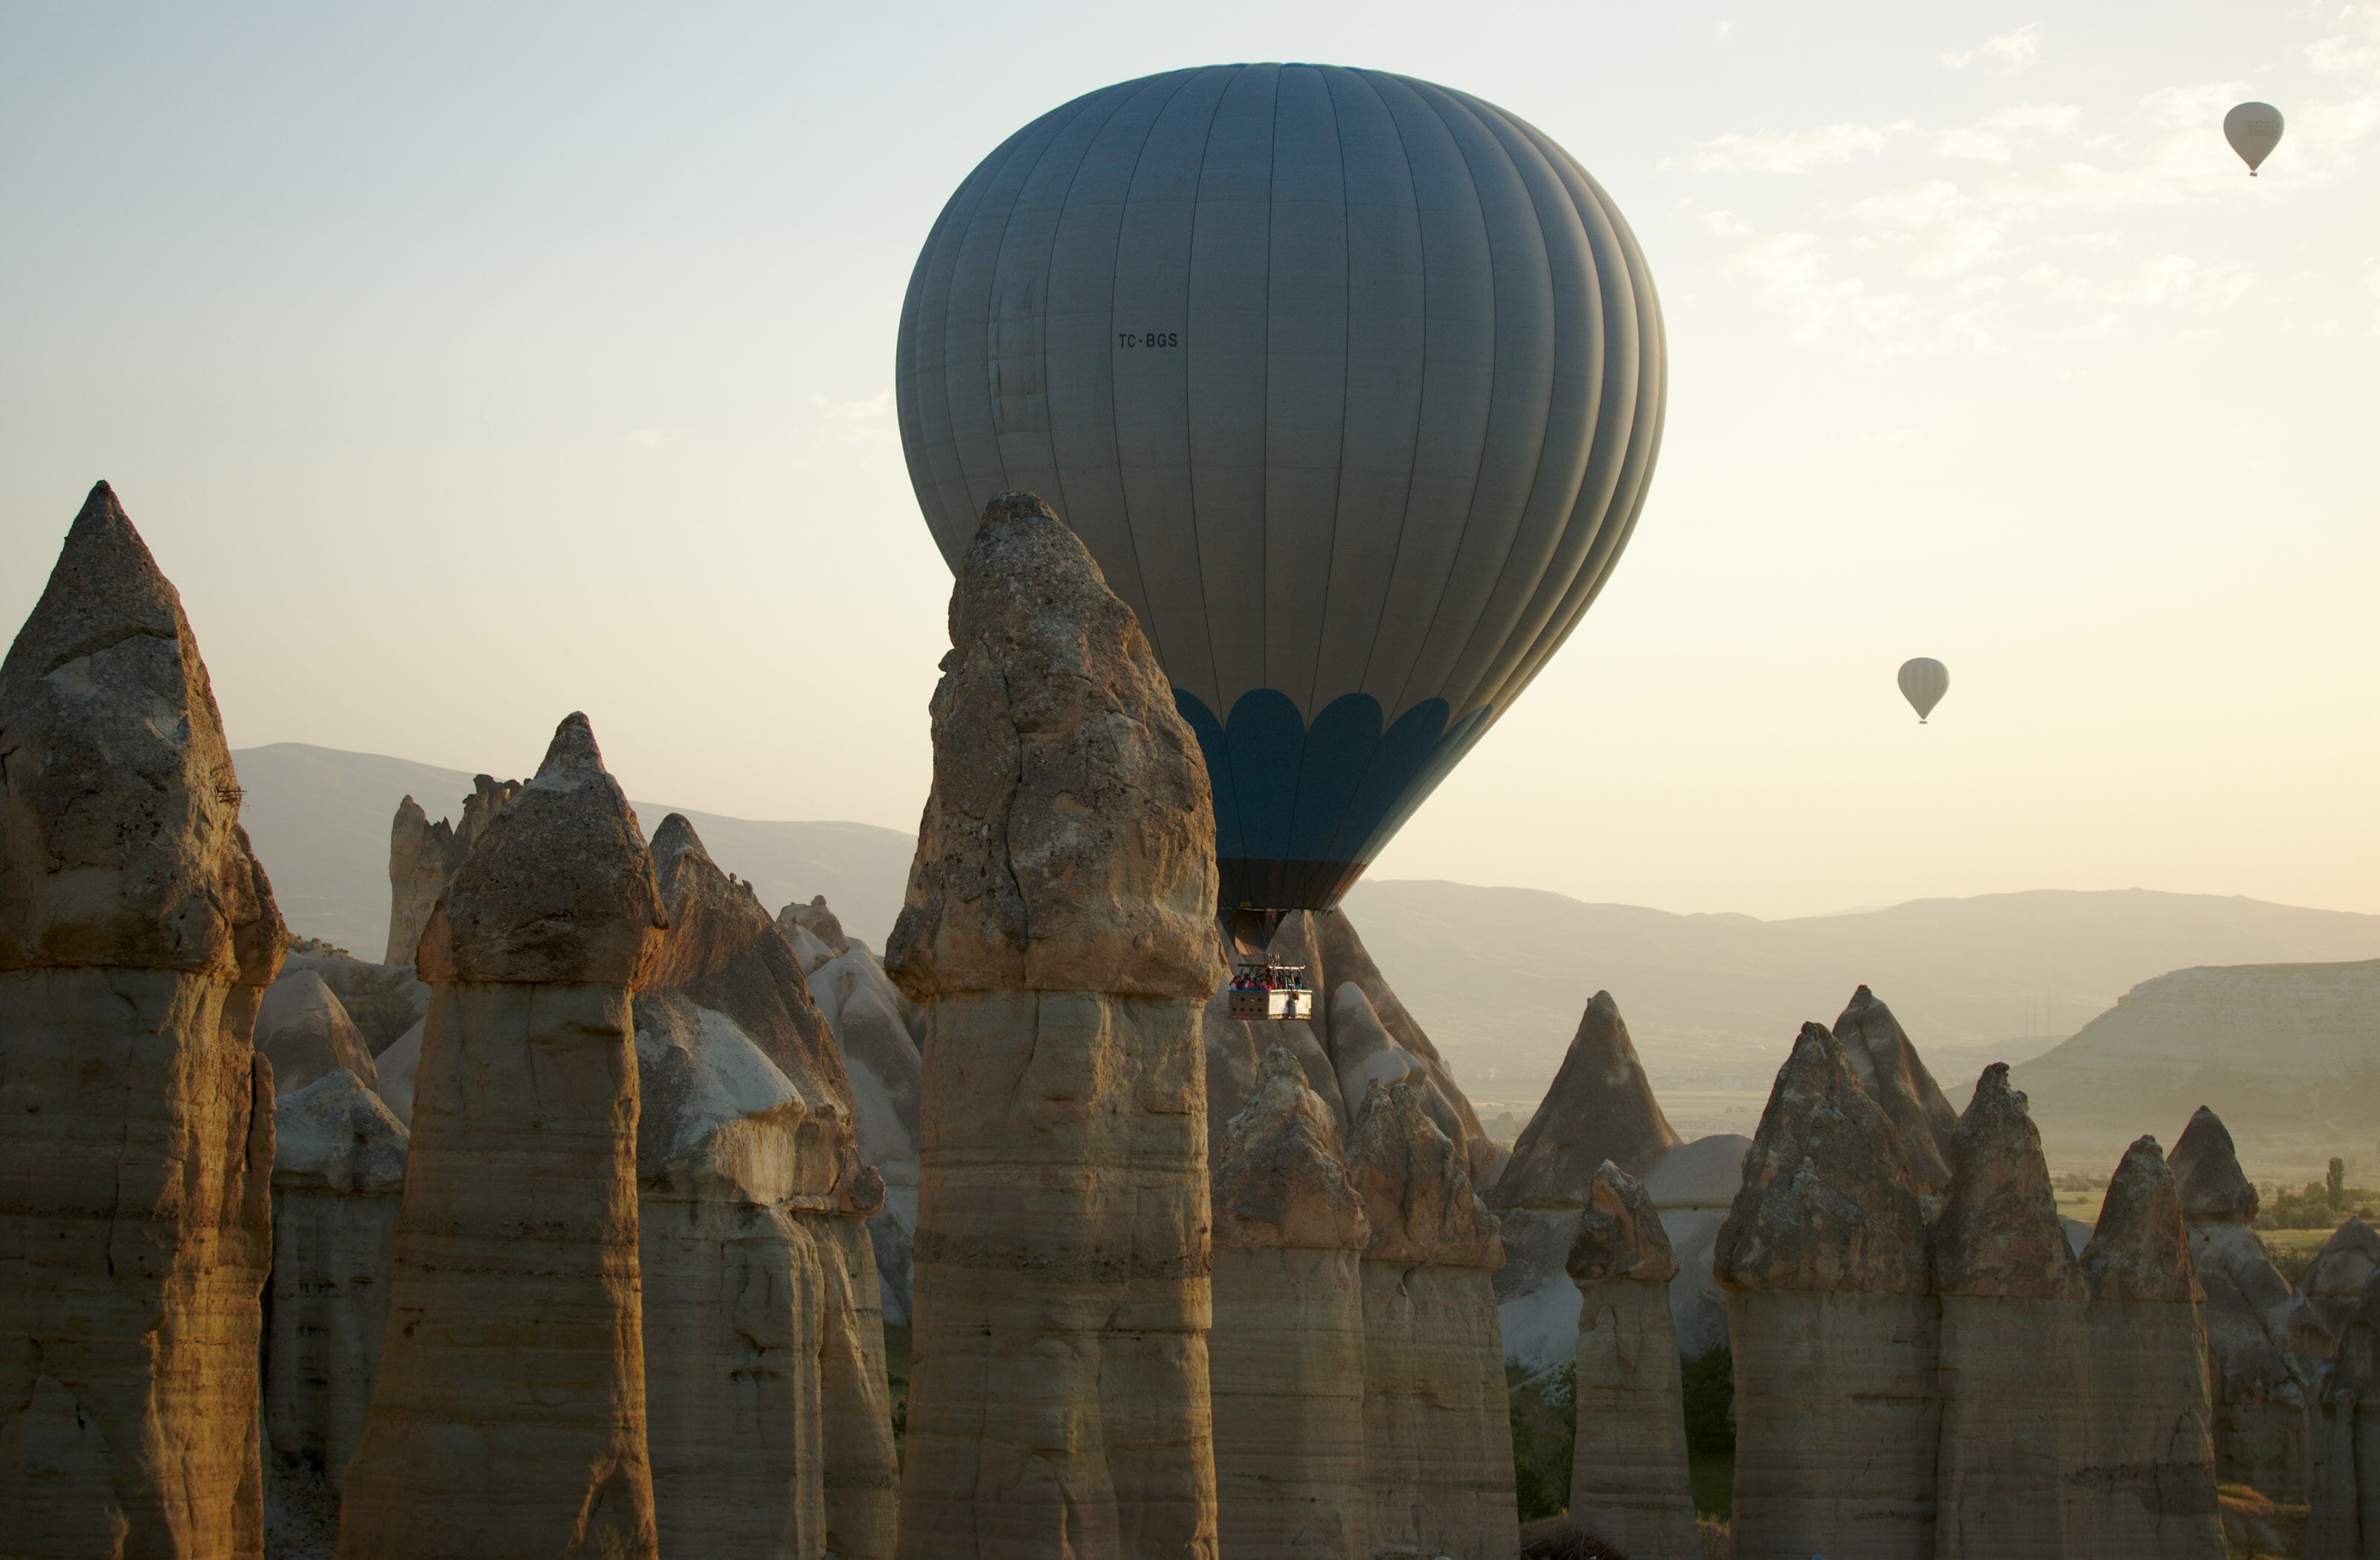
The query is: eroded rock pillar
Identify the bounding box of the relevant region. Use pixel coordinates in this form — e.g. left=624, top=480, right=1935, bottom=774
left=1566, top=1161, right=1695, bottom=1559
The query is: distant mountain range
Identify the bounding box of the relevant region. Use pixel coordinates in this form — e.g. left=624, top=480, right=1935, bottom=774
left=234, top=743, right=2380, bottom=1112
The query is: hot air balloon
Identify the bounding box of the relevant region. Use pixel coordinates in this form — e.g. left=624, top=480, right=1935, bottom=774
left=2225, top=102, right=2284, bottom=175
left=1899, top=658, right=1949, bottom=723
left=896, top=64, right=1665, bottom=938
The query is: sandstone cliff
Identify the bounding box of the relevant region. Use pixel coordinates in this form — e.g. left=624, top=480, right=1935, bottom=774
left=0, top=482, right=287, bottom=1559
left=886, top=492, right=1223, bottom=1560
left=1717, top=1021, right=1937, bottom=1560
left=1565, top=1161, right=1694, bottom=1560
left=263, top=1067, right=408, bottom=1556
left=1348, top=1077, right=1517, bottom=1559
left=1932, top=1064, right=2085, bottom=1560
left=1208, top=1045, right=1369, bottom=1560
left=335, top=712, right=665, bottom=1560
left=2068, top=1135, right=2226, bottom=1559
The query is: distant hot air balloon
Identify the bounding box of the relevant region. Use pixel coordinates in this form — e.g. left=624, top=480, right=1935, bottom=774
left=2225, top=102, right=2284, bottom=175
left=897, top=64, right=1665, bottom=922
left=1899, top=658, right=1949, bottom=723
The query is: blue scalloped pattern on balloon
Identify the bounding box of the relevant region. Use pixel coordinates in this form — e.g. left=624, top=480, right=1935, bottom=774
left=1171, top=689, right=1494, bottom=871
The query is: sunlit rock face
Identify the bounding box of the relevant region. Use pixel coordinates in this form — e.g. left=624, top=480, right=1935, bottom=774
left=2168, top=1106, right=2330, bottom=1502
left=887, top=493, right=1223, bottom=1560
left=1348, top=1077, right=1517, bottom=1560
left=635, top=812, right=895, bottom=1560
left=1564, top=1161, right=1694, bottom=1560
left=335, top=713, right=666, bottom=1560
left=2066, top=1136, right=2226, bottom=1560
left=0, top=482, right=287, bottom=1559
left=1717, top=1022, right=1938, bottom=1560
left=1206, top=1045, right=1369, bottom=1560
left=1932, top=1064, right=2085, bottom=1560
left=263, top=1067, right=408, bottom=1555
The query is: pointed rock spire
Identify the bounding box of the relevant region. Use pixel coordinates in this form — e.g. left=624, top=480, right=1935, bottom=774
left=1832, top=984, right=1959, bottom=1193
left=2303, top=1218, right=2380, bottom=1343
left=887, top=492, right=1222, bottom=1000
left=1933, top=1064, right=2082, bottom=1299
left=422, top=712, right=666, bottom=987
left=1, top=481, right=286, bottom=980
left=1493, top=992, right=1680, bottom=1210
left=1212, top=1045, right=1368, bottom=1251
left=1347, top=1078, right=1502, bottom=1269
left=1716, top=1022, right=1929, bottom=1294
left=2082, top=1135, right=2202, bottom=1303
left=1567, top=1161, right=1679, bottom=1286
left=2168, top=1106, right=2260, bottom=1224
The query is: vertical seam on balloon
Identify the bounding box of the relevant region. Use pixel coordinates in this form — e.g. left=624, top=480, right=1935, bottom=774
left=983, top=94, right=1104, bottom=496
left=1182, top=71, right=1241, bottom=799
left=1308, top=65, right=1355, bottom=720
left=1429, top=94, right=1583, bottom=721
left=1348, top=70, right=1434, bottom=724
left=938, top=117, right=1064, bottom=528
left=1259, top=69, right=1282, bottom=702
left=1105, top=69, right=1214, bottom=671
left=1038, top=80, right=1143, bottom=566
left=1386, top=83, right=1525, bottom=722
left=914, top=152, right=1003, bottom=542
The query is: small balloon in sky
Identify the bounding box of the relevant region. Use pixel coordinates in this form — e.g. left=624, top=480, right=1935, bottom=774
left=1899, top=658, right=1949, bottom=723
left=2225, top=102, right=2285, bottom=176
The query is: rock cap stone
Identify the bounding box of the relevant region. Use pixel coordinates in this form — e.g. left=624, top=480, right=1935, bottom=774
left=1714, top=1022, right=1930, bottom=1295
left=1490, top=990, right=1681, bottom=1210
left=2167, top=1106, right=2260, bottom=1224
left=1347, top=1077, right=1502, bottom=1270
left=419, top=712, right=666, bottom=988
left=1566, top=1161, right=1679, bottom=1286
left=1212, top=1045, right=1368, bottom=1252
left=1931, top=1063, right=2083, bottom=1300
left=887, top=492, right=1224, bottom=1002
left=272, top=1066, right=410, bottom=1194
left=2080, top=1135, right=2203, bottom=1304
left=0, top=481, right=286, bottom=983
left=1833, top=984, right=1959, bottom=1193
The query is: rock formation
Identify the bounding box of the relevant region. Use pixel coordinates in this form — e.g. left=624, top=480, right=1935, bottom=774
left=335, top=713, right=666, bottom=1560
left=263, top=1067, right=409, bottom=1554
left=1348, top=1077, right=1517, bottom=1559
left=1206, top=1045, right=1370, bottom=1559
left=1564, top=1161, right=1694, bottom=1560
left=0, top=482, right=288, bottom=1558
left=2309, top=1269, right=2380, bottom=1560
left=382, top=774, right=518, bottom=966
left=1640, top=1132, right=1752, bottom=1361
left=1931, top=1064, right=2085, bottom=1559
left=791, top=895, right=925, bottom=1324
left=2307, top=1219, right=2380, bottom=1341
left=255, top=967, right=381, bottom=1094
left=1716, top=1021, right=1937, bottom=1560
left=2169, top=1106, right=2329, bottom=1501
left=1833, top=984, right=1960, bottom=1196
left=1488, top=990, right=1691, bottom=1370
left=2067, top=1135, right=2225, bottom=1560
left=637, top=812, right=896, bottom=1560
left=885, top=492, right=1223, bottom=1559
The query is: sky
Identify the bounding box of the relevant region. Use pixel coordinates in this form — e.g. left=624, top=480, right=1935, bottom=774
left=4, top=1, right=2376, bottom=921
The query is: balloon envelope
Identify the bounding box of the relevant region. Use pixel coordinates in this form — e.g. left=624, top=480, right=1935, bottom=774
left=1898, top=658, right=1949, bottom=722
left=2225, top=102, right=2284, bottom=174
left=897, top=64, right=1666, bottom=911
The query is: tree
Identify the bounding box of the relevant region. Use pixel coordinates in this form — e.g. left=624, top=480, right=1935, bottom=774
left=2329, top=1157, right=2348, bottom=1209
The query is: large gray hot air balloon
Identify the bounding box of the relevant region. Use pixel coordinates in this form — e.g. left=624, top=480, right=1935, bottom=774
left=1899, top=658, right=1949, bottom=723
left=2225, top=102, right=2285, bottom=175
left=896, top=63, right=1665, bottom=917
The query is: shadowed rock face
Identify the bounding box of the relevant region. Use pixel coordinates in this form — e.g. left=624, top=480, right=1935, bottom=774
left=1348, top=1079, right=1503, bottom=1271
left=2307, top=1271, right=2380, bottom=1560
left=336, top=712, right=663, bottom=1560
left=256, top=968, right=379, bottom=1095
left=1832, top=984, right=1959, bottom=1196
left=2169, top=1106, right=2261, bottom=1225
left=1717, top=1022, right=1930, bottom=1295
left=2082, top=1136, right=2203, bottom=1304
left=1933, top=1063, right=2083, bottom=1300
left=1493, top=990, right=1681, bottom=1210
left=2303, top=1218, right=2380, bottom=1341
left=1567, top=1161, right=1680, bottom=1287
left=0, top=481, right=287, bottom=1559
left=1213, top=1045, right=1367, bottom=1254
left=890, top=493, right=1220, bottom=1560
left=887, top=492, right=1223, bottom=1003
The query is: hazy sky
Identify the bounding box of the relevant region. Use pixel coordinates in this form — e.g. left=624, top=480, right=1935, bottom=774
left=4, top=1, right=2375, bottom=921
